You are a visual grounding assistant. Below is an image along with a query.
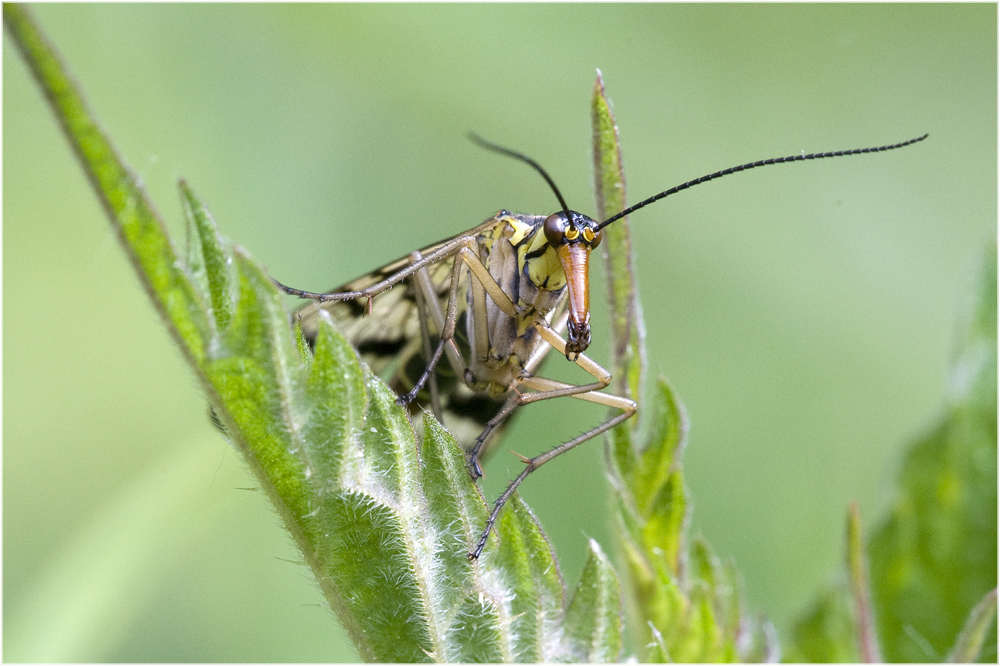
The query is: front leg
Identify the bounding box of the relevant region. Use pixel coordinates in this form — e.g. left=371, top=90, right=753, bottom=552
left=466, top=314, right=616, bottom=476
left=469, top=366, right=636, bottom=559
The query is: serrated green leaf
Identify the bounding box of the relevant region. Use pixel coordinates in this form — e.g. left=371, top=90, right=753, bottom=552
left=646, top=558, right=688, bottom=642
left=491, top=495, right=566, bottom=662
left=594, top=72, right=770, bottom=662
left=643, top=469, right=687, bottom=576
left=688, top=587, right=727, bottom=662
left=180, top=181, right=234, bottom=330
left=419, top=418, right=503, bottom=663
left=635, top=379, right=689, bottom=518
left=301, top=317, right=367, bottom=489
left=564, top=540, right=624, bottom=662
left=592, top=70, right=645, bottom=490
left=592, top=70, right=645, bottom=411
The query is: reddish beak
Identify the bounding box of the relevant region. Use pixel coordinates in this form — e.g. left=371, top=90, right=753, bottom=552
left=556, top=243, right=592, bottom=358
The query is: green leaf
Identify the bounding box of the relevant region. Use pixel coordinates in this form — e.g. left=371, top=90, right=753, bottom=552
left=592, top=70, right=645, bottom=444
left=789, top=241, right=997, bottom=663
left=594, top=72, right=772, bottom=662
left=635, top=380, right=690, bottom=565
left=181, top=181, right=234, bottom=330
left=613, top=379, right=770, bottom=662
left=564, top=540, right=625, bottom=662
left=491, top=495, right=566, bottom=662
left=867, top=242, right=997, bottom=662
left=7, top=5, right=628, bottom=660
left=786, top=584, right=860, bottom=663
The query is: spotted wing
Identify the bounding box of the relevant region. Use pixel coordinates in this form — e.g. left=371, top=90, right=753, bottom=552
left=295, top=248, right=452, bottom=377
left=292, top=218, right=514, bottom=449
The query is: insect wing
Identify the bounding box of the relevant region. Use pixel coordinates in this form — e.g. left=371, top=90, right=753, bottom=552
left=295, top=234, right=461, bottom=375
left=293, top=218, right=527, bottom=450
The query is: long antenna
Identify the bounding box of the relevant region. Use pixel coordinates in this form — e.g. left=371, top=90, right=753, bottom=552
left=596, top=134, right=929, bottom=231
left=469, top=132, right=572, bottom=214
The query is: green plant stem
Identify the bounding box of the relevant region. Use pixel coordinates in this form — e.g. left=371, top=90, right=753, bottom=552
left=847, top=501, right=882, bottom=663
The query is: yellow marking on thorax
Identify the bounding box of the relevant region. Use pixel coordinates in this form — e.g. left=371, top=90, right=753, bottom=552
left=516, top=313, right=534, bottom=336
left=483, top=214, right=567, bottom=297
left=507, top=218, right=533, bottom=245
left=515, top=223, right=565, bottom=292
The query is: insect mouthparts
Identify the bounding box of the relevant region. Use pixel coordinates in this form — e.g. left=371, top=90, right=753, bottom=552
left=565, top=319, right=591, bottom=358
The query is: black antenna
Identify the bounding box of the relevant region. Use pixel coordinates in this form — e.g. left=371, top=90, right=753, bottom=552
left=596, top=134, right=929, bottom=231
left=469, top=132, right=572, bottom=214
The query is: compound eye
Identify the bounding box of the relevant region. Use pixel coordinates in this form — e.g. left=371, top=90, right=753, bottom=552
left=543, top=213, right=569, bottom=245
left=583, top=226, right=603, bottom=248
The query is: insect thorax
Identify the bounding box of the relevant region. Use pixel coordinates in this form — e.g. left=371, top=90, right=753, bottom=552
left=463, top=212, right=568, bottom=395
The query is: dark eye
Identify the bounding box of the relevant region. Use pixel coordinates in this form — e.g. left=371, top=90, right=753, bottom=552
left=543, top=213, right=568, bottom=245
left=582, top=226, right=603, bottom=248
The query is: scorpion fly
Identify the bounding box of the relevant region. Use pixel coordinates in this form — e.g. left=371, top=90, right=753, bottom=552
left=274, top=131, right=928, bottom=559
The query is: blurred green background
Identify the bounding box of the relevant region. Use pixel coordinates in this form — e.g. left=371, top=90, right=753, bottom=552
left=4, top=4, right=995, bottom=661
